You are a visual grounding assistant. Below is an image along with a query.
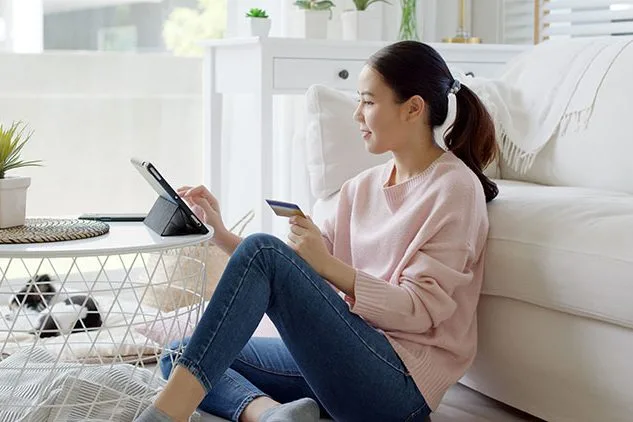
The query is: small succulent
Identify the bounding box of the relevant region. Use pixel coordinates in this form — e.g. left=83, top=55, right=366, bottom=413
left=293, top=0, right=335, bottom=12
left=245, top=8, right=269, bottom=18
left=0, top=122, right=42, bottom=179
left=351, top=0, right=390, bottom=11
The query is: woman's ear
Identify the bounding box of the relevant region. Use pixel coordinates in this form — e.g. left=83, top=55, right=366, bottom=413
left=402, top=95, right=426, bottom=122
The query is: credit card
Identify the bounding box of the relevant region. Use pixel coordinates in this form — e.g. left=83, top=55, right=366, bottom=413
left=265, top=199, right=306, bottom=218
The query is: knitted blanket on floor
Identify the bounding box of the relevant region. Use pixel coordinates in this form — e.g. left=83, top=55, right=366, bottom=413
left=0, top=347, right=200, bottom=422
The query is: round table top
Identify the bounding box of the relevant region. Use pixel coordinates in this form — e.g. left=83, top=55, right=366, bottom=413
left=0, top=222, right=214, bottom=258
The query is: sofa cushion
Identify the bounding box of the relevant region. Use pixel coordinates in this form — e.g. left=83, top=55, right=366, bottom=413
left=304, top=84, right=500, bottom=200
left=484, top=180, right=633, bottom=329
left=500, top=40, right=633, bottom=194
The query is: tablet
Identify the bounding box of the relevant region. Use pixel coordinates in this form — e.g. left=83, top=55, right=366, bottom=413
left=130, top=158, right=209, bottom=235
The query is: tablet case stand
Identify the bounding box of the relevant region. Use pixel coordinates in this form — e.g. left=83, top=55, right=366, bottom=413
left=144, top=195, right=201, bottom=236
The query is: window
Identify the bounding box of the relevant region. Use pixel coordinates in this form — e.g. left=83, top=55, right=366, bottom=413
left=502, top=0, right=633, bottom=44
left=1, top=0, right=226, bottom=55
left=542, top=0, right=633, bottom=39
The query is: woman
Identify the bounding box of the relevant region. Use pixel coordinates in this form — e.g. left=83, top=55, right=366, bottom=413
left=136, top=40, right=498, bottom=422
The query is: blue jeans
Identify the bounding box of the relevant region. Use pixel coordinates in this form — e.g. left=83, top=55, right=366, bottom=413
left=160, top=233, right=430, bottom=422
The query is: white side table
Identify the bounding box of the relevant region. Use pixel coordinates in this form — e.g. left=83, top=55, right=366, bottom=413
left=202, top=37, right=528, bottom=233
left=0, top=222, right=214, bottom=419
left=0, top=222, right=213, bottom=259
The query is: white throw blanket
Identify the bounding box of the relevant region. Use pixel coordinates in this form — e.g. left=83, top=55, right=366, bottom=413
left=460, top=36, right=633, bottom=174
left=0, top=347, right=200, bottom=422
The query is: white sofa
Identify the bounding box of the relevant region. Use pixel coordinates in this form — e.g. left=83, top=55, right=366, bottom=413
left=302, top=39, right=633, bottom=422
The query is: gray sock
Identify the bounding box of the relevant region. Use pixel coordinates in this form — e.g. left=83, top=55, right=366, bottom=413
left=258, top=398, right=320, bottom=422
left=135, top=404, right=175, bottom=422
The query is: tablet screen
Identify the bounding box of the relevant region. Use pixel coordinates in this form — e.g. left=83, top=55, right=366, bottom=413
left=130, top=158, right=208, bottom=234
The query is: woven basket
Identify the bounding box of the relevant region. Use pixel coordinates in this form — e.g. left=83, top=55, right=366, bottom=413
left=141, top=211, right=255, bottom=312
left=0, top=218, right=109, bottom=244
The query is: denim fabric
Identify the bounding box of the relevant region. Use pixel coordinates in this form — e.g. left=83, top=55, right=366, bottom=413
left=160, top=233, right=430, bottom=422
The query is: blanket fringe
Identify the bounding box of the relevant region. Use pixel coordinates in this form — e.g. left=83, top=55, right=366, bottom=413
left=559, top=106, right=594, bottom=137
left=494, top=105, right=593, bottom=175
left=497, top=127, right=536, bottom=175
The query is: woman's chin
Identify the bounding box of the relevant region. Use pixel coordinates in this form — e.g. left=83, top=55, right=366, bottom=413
left=364, top=140, right=385, bottom=155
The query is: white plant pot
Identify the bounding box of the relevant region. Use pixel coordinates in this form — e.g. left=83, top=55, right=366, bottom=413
left=0, top=176, right=31, bottom=229
left=341, top=10, right=382, bottom=41
left=290, top=10, right=329, bottom=39
left=247, top=17, right=271, bottom=38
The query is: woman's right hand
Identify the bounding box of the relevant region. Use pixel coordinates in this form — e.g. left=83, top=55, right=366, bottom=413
left=177, top=185, right=227, bottom=239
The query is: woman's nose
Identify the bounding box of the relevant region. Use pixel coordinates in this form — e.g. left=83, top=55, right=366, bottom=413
left=353, top=103, right=363, bottom=123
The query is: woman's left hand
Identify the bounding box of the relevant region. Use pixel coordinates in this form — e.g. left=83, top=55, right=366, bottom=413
left=287, top=216, right=332, bottom=276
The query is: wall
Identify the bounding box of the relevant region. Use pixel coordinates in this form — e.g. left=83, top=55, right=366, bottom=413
left=0, top=52, right=203, bottom=218
left=472, top=0, right=502, bottom=44
left=227, top=0, right=491, bottom=44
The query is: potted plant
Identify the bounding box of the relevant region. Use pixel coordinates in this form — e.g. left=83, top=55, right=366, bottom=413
left=245, top=8, right=272, bottom=38
left=0, top=122, right=42, bottom=229
left=341, top=0, right=390, bottom=41
left=292, top=0, right=335, bottom=39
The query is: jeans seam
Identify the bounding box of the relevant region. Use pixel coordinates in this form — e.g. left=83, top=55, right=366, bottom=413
left=175, top=356, right=213, bottom=393
left=235, top=356, right=305, bottom=377
left=232, top=393, right=268, bottom=422
left=224, top=369, right=263, bottom=397
left=263, top=243, right=409, bottom=377
left=404, top=402, right=430, bottom=422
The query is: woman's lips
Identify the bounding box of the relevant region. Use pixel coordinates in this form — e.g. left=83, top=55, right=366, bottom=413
left=361, top=130, right=372, bottom=140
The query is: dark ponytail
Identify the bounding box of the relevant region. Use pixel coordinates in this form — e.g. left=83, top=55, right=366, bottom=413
left=445, top=85, right=499, bottom=202
left=368, top=41, right=499, bottom=202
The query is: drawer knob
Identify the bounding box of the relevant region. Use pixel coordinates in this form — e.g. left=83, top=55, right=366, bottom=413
left=338, top=69, right=349, bottom=80
left=465, top=71, right=475, bottom=77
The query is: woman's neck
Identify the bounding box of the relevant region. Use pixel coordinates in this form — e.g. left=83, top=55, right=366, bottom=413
left=389, top=142, right=446, bottom=186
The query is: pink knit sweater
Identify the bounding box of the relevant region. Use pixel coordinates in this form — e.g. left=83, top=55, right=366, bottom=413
left=321, top=152, right=489, bottom=410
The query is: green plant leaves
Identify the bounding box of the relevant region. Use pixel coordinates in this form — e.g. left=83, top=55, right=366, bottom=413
left=0, top=122, right=43, bottom=179
left=294, top=0, right=335, bottom=11
left=246, top=8, right=268, bottom=18
left=352, top=0, right=391, bottom=11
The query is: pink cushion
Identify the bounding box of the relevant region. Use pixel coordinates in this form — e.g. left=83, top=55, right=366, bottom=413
left=136, top=308, right=280, bottom=346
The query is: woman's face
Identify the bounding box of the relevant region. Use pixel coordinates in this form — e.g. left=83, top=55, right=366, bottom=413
left=353, top=65, right=412, bottom=155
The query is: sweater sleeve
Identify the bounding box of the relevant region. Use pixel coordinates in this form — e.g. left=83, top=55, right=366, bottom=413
left=320, top=216, right=334, bottom=255
left=349, top=186, right=480, bottom=334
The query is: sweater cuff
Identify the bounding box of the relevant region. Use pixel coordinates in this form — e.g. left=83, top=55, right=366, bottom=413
left=350, top=270, right=389, bottom=322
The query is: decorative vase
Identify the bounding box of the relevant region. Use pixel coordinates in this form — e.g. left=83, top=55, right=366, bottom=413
left=398, top=0, right=419, bottom=41
left=247, top=17, right=272, bottom=38
left=0, top=176, right=31, bottom=228
left=341, top=10, right=382, bottom=41
left=289, top=9, right=330, bottom=39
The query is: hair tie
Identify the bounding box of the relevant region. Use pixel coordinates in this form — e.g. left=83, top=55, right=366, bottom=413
left=448, top=79, right=461, bottom=95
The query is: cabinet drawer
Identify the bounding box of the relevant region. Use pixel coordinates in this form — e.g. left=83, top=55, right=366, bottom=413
left=447, top=62, right=505, bottom=79
left=273, top=58, right=365, bottom=92
left=272, top=58, right=505, bottom=92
